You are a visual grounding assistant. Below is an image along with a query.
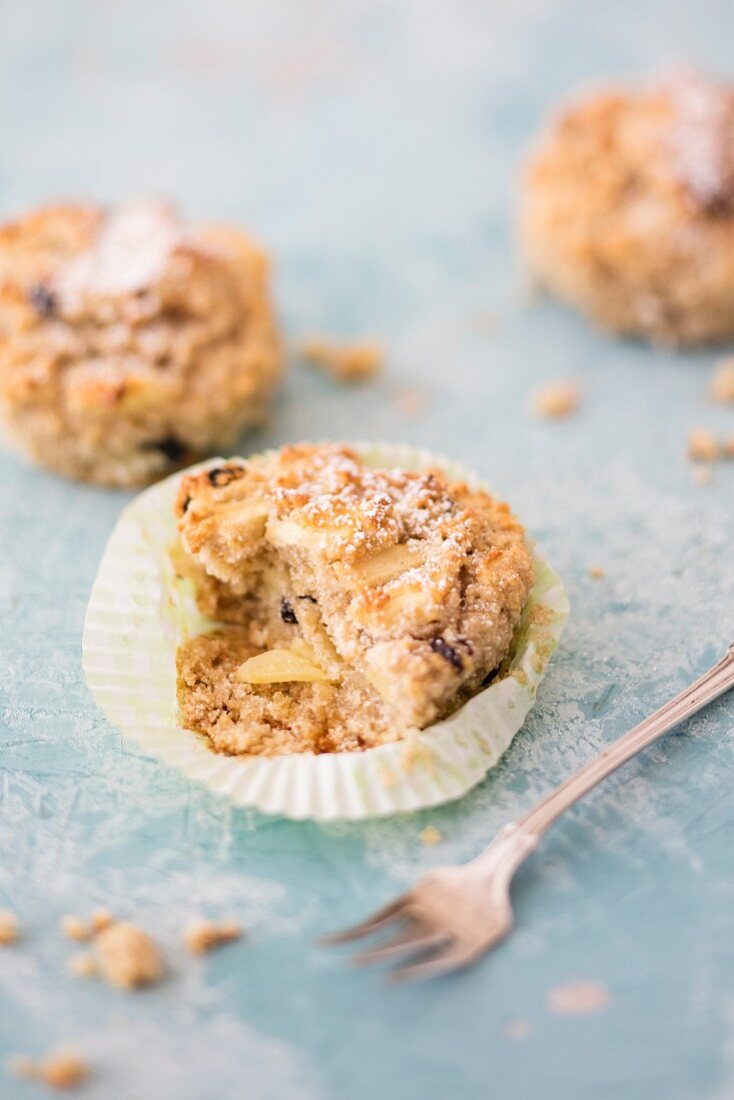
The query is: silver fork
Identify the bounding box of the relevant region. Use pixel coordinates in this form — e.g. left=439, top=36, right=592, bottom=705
left=322, top=643, right=734, bottom=983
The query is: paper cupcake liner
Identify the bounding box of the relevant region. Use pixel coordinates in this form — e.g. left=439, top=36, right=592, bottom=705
left=83, top=443, right=569, bottom=821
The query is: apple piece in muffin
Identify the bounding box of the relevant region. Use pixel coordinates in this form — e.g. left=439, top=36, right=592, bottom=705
left=174, top=444, right=535, bottom=755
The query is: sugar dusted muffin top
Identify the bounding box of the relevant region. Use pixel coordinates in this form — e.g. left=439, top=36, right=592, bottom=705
left=521, top=70, right=734, bottom=345
left=0, top=200, right=281, bottom=486
left=175, top=444, right=535, bottom=754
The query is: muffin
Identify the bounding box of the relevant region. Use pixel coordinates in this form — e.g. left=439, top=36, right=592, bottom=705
left=0, top=200, right=281, bottom=486
left=521, top=70, right=734, bottom=345
left=174, top=443, right=535, bottom=755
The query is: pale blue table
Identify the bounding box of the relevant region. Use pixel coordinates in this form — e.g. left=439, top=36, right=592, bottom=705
left=1, top=2, right=733, bottom=1098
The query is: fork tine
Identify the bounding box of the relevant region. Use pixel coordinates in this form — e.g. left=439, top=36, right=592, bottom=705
left=352, top=929, right=450, bottom=968
left=388, top=945, right=478, bottom=985
left=318, top=897, right=407, bottom=945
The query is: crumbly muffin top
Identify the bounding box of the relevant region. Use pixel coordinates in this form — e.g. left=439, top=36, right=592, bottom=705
left=175, top=445, right=534, bottom=741
left=530, top=70, right=734, bottom=222
left=0, top=200, right=261, bottom=332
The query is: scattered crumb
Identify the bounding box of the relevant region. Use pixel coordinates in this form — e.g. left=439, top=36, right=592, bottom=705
left=693, top=465, right=714, bottom=486
left=502, top=1018, right=534, bottom=1040
left=59, top=915, right=91, bottom=943
left=420, top=826, right=443, bottom=845
left=8, top=1049, right=89, bottom=1090
left=94, top=922, right=165, bottom=990
left=393, top=386, right=428, bottom=419
left=184, top=919, right=243, bottom=955
left=724, top=437, right=734, bottom=458
left=687, top=427, right=721, bottom=462
left=89, top=907, right=114, bottom=934
left=299, top=338, right=383, bottom=383
left=546, top=980, right=611, bottom=1017
left=709, top=358, right=734, bottom=403
left=0, top=909, right=20, bottom=945
left=587, top=566, right=606, bottom=579
left=68, top=952, right=97, bottom=979
left=531, top=382, right=580, bottom=419
left=38, top=1050, right=89, bottom=1091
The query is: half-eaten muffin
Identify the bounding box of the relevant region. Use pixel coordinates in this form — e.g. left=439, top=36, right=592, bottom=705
left=174, top=444, right=535, bottom=755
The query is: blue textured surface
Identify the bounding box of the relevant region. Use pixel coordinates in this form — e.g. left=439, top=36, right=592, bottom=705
left=1, top=2, right=733, bottom=1098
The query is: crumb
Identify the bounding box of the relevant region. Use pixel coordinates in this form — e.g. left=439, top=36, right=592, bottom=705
left=531, top=382, right=580, bottom=419
left=0, top=909, right=20, bottom=945
left=723, top=437, right=734, bottom=458
left=394, top=387, right=428, bottom=418
left=587, top=566, right=605, bottom=579
left=68, top=952, right=97, bottom=978
left=94, top=921, right=165, bottom=990
left=299, top=338, right=383, bottom=383
left=709, top=358, right=734, bottom=403
left=59, top=915, right=91, bottom=943
left=8, top=1049, right=89, bottom=1090
left=183, top=919, right=243, bottom=955
left=38, top=1050, right=89, bottom=1091
left=502, top=1018, right=534, bottom=1040
left=420, top=826, right=443, bottom=845
left=693, top=465, right=714, bottom=486
left=89, top=907, right=114, bottom=933
left=687, top=428, right=721, bottom=462
left=546, top=979, right=611, bottom=1016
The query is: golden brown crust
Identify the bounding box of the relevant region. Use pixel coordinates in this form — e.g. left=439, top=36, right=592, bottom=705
left=521, top=71, right=734, bottom=345
left=175, top=445, right=535, bottom=752
left=0, top=201, right=281, bottom=485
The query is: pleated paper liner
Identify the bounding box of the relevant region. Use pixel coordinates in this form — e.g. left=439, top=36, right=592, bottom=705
left=83, top=443, right=569, bottom=820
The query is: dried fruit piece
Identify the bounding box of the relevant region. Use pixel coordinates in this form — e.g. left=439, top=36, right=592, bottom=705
left=183, top=919, right=243, bottom=954
left=148, top=436, right=186, bottom=463
left=280, top=598, right=298, bottom=624
left=430, top=637, right=465, bottom=672
left=28, top=283, right=57, bottom=318
left=207, top=464, right=245, bottom=488
left=94, top=921, right=165, bottom=990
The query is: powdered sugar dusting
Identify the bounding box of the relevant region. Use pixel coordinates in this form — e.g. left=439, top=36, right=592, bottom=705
left=58, top=200, right=183, bottom=301
left=666, top=69, right=734, bottom=214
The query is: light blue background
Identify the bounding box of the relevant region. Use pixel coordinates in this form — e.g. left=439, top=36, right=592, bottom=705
left=1, top=2, right=733, bottom=1098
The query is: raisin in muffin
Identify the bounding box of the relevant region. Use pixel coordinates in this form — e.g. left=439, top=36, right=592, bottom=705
left=175, top=444, right=535, bottom=755
left=521, top=70, right=734, bottom=345
left=0, top=200, right=281, bottom=486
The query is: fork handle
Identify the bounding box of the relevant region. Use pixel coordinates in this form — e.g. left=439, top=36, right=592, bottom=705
left=479, top=643, right=734, bottom=869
